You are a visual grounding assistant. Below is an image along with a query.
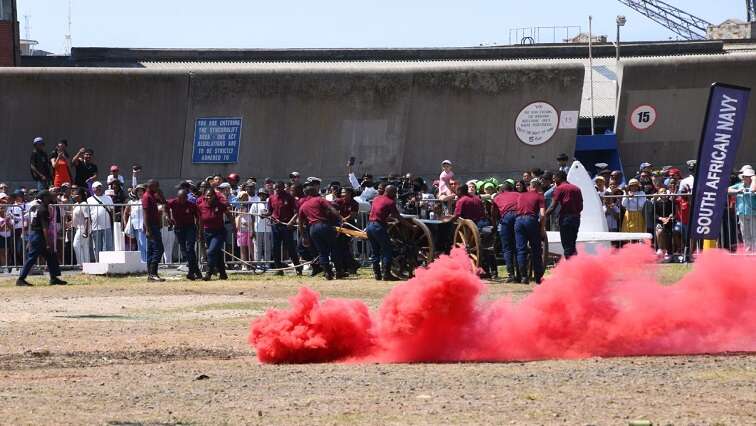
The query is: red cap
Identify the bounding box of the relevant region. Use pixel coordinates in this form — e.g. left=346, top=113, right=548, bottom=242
left=110, top=165, right=119, bottom=172
left=227, top=173, right=240, bottom=182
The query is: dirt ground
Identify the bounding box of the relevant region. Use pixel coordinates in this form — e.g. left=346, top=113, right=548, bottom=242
left=0, top=269, right=754, bottom=425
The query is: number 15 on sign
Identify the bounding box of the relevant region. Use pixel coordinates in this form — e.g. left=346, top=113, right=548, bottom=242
left=630, top=105, right=657, bottom=130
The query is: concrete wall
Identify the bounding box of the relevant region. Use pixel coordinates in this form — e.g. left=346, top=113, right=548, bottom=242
left=0, top=61, right=584, bottom=186
left=616, top=53, right=756, bottom=174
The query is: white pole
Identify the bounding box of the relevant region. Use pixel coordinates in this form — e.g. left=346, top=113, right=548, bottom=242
left=588, top=16, right=595, bottom=136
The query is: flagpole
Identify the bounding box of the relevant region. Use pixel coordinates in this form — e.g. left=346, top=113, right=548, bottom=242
left=588, top=15, right=595, bottom=136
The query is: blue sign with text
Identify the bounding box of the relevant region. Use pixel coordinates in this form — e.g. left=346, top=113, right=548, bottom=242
left=690, top=83, right=751, bottom=240
left=192, top=117, right=243, bottom=163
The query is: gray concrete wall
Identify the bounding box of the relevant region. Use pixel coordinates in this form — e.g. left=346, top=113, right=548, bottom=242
left=616, top=53, right=756, bottom=174
left=0, top=68, right=189, bottom=183
left=1, top=62, right=584, bottom=186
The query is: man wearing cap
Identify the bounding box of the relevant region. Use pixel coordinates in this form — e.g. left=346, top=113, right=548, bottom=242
left=30, top=137, right=52, bottom=191
left=367, top=185, right=401, bottom=281
left=142, top=179, right=166, bottom=282
left=639, top=162, right=653, bottom=176
left=438, top=160, right=454, bottom=200
left=729, top=167, right=756, bottom=251
left=298, top=185, right=342, bottom=280
left=514, top=179, right=546, bottom=284
left=679, top=160, right=696, bottom=194
left=545, top=170, right=584, bottom=259
left=16, top=191, right=67, bottom=287
left=494, top=180, right=520, bottom=282
left=268, top=181, right=301, bottom=275
left=557, top=154, right=570, bottom=174
left=289, top=172, right=301, bottom=187
left=167, top=188, right=201, bottom=280
left=72, top=148, right=98, bottom=188
left=85, top=182, right=114, bottom=260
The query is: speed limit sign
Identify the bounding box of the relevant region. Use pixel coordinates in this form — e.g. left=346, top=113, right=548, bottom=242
left=630, top=105, right=657, bottom=130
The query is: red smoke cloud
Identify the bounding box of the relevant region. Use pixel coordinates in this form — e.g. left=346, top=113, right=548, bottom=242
left=249, top=245, right=756, bottom=364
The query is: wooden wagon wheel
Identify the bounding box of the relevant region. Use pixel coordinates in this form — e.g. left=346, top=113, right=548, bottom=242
left=453, top=218, right=481, bottom=270
left=387, top=217, right=435, bottom=279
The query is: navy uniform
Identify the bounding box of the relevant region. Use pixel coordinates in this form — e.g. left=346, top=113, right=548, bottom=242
left=16, top=192, right=66, bottom=286
left=514, top=189, right=545, bottom=284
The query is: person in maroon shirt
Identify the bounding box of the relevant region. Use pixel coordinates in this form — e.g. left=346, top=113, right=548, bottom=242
left=445, top=184, right=486, bottom=225
left=494, top=180, right=521, bottom=282
left=142, top=179, right=166, bottom=282
left=197, top=188, right=234, bottom=281
left=545, top=170, right=584, bottom=259
left=167, top=189, right=201, bottom=280
left=267, top=181, right=301, bottom=275
left=367, top=185, right=401, bottom=281
left=333, top=187, right=360, bottom=274
left=447, top=184, right=498, bottom=277
left=297, top=185, right=342, bottom=280
left=514, top=179, right=546, bottom=284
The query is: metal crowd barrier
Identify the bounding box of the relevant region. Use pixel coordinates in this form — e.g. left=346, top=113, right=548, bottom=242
left=1, top=190, right=753, bottom=274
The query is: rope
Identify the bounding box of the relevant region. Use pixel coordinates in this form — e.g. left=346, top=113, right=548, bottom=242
left=221, top=249, right=314, bottom=274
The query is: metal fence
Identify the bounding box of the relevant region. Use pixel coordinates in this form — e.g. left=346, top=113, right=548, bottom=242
left=1, top=191, right=754, bottom=274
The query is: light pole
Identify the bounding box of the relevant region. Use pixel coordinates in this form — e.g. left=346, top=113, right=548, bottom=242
left=615, top=15, right=626, bottom=113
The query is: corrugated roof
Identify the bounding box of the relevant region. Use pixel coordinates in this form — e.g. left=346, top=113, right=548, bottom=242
left=137, top=50, right=755, bottom=119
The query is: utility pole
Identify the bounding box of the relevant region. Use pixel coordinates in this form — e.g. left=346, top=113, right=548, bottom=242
left=64, top=0, right=72, bottom=55
left=23, top=14, right=30, bottom=39
left=588, top=16, right=595, bottom=136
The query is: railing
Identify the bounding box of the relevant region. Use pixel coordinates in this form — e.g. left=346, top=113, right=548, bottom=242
left=1, top=190, right=753, bottom=274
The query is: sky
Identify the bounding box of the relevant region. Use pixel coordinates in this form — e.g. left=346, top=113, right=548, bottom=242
left=17, top=0, right=748, bottom=54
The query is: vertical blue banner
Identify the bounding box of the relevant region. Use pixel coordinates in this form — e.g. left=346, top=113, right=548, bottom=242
left=690, top=83, right=751, bottom=240
left=192, top=117, right=243, bottom=164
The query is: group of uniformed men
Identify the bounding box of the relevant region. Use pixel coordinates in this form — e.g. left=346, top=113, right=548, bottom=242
left=15, top=166, right=582, bottom=286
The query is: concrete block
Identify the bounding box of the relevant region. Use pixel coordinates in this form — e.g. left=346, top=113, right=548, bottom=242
left=98, top=251, right=143, bottom=264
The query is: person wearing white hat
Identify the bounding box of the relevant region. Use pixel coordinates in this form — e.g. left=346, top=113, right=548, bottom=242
left=729, top=167, right=756, bottom=251
left=85, top=181, right=114, bottom=260
left=438, top=160, right=455, bottom=206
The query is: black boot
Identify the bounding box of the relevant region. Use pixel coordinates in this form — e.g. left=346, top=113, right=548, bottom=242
left=148, top=263, right=164, bottom=282
left=16, top=278, right=33, bottom=287
left=203, top=266, right=213, bottom=281
left=505, top=267, right=517, bottom=283
left=372, top=264, right=382, bottom=281
left=519, top=266, right=529, bottom=284
left=218, top=262, right=228, bottom=280
left=309, top=263, right=322, bottom=277
left=323, top=264, right=334, bottom=281
left=50, top=277, right=68, bottom=285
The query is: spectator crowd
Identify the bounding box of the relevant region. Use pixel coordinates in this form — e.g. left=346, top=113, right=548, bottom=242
left=1, top=137, right=755, bottom=286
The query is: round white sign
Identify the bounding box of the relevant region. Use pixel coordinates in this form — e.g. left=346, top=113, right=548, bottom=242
left=630, top=104, right=657, bottom=130
left=515, top=102, right=559, bottom=146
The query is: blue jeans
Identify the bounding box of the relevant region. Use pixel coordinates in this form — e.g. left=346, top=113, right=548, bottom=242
left=272, top=223, right=299, bottom=268
left=309, top=223, right=338, bottom=271
left=366, top=221, right=392, bottom=271
left=559, top=214, right=581, bottom=259
left=91, top=228, right=114, bottom=261
left=133, top=229, right=147, bottom=262
left=146, top=224, right=164, bottom=265
left=204, top=228, right=226, bottom=271
left=498, top=212, right=517, bottom=274
left=174, top=226, right=198, bottom=272
left=514, top=215, right=543, bottom=280
left=19, top=231, right=60, bottom=280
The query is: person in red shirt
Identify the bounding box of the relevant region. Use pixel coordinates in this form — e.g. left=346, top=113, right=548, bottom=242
left=197, top=188, right=234, bottom=281
left=367, top=185, right=401, bottom=281
left=515, top=179, right=546, bottom=284
left=446, top=184, right=486, bottom=224
left=267, top=181, right=301, bottom=275
left=167, top=189, right=200, bottom=280
left=333, top=187, right=360, bottom=274
left=297, top=185, right=342, bottom=280
left=142, top=179, right=166, bottom=282
left=493, top=180, right=520, bottom=282
left=545, top=170, right=584, bottom=259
